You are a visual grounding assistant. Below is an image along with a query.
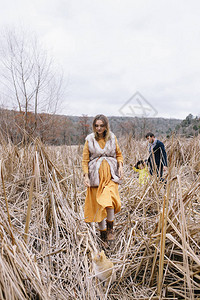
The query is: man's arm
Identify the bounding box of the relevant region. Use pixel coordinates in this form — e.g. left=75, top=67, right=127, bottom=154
left=159, top=141, right=167, bottom=167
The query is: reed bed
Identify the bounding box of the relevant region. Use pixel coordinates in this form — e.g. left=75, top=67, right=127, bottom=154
left=0, top=136, right=199, bottom=299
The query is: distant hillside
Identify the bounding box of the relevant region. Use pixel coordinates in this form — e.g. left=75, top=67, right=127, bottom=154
left=65, top=115, right=181, bottom=141
left=0, top=108, right=182, bottom=145
left=175, top=113, right=200, bottom=137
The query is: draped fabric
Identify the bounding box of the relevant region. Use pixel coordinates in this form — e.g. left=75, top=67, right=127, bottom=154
left=82, top=137, right=123, bottom=223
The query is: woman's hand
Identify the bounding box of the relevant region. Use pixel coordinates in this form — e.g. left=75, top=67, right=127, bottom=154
left=84, top=173, right=90, bottom=187
left=118, top=162, right=123, bottom=179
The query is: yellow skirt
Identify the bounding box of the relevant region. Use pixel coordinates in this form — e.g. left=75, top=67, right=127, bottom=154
left=84, top=160, right=121, bottom=223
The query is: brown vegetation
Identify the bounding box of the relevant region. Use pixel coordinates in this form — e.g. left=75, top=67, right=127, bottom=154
left=0, top=135, right=199, bottom=299
left=0, top=108, right=181, bottom=145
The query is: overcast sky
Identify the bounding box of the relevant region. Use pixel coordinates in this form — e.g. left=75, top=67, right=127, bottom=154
left=1, top=0, right=200, bottom=119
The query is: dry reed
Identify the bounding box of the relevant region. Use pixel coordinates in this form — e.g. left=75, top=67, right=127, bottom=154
left=0, top=136, right=199, bottom=299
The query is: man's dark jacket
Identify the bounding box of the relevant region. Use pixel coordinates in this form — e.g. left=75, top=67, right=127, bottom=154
left=148, top=139, right=167, bottom=177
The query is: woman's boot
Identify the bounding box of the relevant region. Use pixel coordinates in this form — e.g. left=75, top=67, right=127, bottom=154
left=100, top=230, right=108, bottom=248
left=106, top=220, right=115, bottom=242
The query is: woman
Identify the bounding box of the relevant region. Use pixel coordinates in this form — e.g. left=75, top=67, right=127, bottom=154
left=82, top=114, right=123, bottom=246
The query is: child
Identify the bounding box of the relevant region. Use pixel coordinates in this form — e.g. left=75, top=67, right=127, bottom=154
left=132, top=160, right=149, bottom=185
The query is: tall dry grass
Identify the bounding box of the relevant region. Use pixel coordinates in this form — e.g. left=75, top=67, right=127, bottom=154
left=0, top=135, right=199, bottom=299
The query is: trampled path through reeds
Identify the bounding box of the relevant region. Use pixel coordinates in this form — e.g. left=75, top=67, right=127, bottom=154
left=0, top=136, right=200, bottom=299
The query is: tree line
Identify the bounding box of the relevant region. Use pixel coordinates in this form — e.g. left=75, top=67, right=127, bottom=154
left=0, top=109, right=182, bottom=145
left=174, top=113, right=200, bottom=137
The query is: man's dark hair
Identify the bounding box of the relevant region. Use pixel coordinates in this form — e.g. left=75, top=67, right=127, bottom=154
left=145, top=132, right=155, bottom=138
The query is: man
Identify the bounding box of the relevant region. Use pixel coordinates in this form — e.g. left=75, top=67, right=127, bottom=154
left=145, top=132, right=167, bottom=179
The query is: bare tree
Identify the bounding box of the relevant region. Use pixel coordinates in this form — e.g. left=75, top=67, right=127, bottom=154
left=0, top=28, right=63, bottom=142
left=78, top=114, right=90, bottom=143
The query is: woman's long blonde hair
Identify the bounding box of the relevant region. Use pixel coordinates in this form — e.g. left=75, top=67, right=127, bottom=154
left=92, top=114, right=111, bottom=142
